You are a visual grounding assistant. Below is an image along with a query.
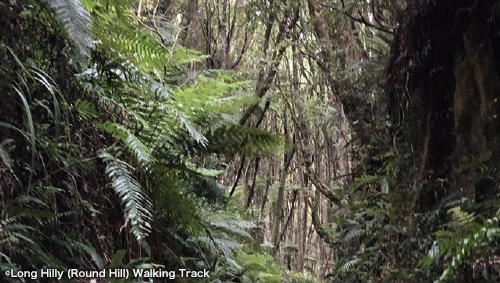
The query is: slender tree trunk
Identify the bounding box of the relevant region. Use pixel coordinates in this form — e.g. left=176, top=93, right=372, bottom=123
left=271, top=113, right=294, bottom=255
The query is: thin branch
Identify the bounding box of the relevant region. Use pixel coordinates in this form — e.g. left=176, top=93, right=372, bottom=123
left=308, top=192, right=339, bottom=248
left=336, top=0, right=395, bottom=34
left=244, top=156, right=260, bottom=209
left=239, top=4, right=300, bottom=125
left=229, top=156, right=246, bottom=197
left=273, top=190, right=298, bottom=254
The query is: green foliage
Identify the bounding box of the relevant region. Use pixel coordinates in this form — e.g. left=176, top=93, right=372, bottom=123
left=99, top=150, right=153, bottom=241
left=329, top=189, right=411, bottom=282
left=283, top=271, right=320, bottom=283
left=203, top=125, right=283, bottom=157
left=0, top=188, right=104, bottom=283
left=350, top=173, right=379, bottom=192
left=236, top=250, right=282, bottom=283
left=41, top=0, right=93, bottom=60
left=106, top=249, right=161, bottom=283
left=419, top=198, right=500, bottom=283
left=1, top=0, right=283, bottom=280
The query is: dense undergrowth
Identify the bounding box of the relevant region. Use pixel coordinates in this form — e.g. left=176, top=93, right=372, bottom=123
left=0, top=0, right=313, bottom=282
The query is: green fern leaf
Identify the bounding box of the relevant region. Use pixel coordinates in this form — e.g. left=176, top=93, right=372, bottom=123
left=338, top=257, right=360, bottom=275
left=99, top=150, right=153, bottom=241
left=100, top=123, right=153, bottom=166
left=342, top=227, right=365, bottom=243
left=42, top=0, right=93, bottom=58
left=202, top=125, right=282, bottom=156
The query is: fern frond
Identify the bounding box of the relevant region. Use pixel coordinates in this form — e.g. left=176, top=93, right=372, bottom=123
left=42, top=0, right=93, bottom=58
left=343, top=227, right=365, bottom=243
left=195, top=236, right=243, bottom=258
left=210, top=218, right=256, bottom=241
left=100, top=123, right=153, bottom=166
left=435, top=217, right=500, bottom=283
left=351, top=174, right=379, bottom=192
left=338, top=257, right=361, bottom=275
left=236, top=251, right=281, bottom=283
left=167, top=106, right=207, bottom=146
left=99, top=150, right=153, bottom=241
left=202, top=125, right=282, bottom=156
left=151, top=170, right=204, bottom=235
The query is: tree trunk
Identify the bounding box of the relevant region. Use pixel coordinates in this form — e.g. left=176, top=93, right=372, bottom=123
left=387, top=0, right=500, bottom=212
